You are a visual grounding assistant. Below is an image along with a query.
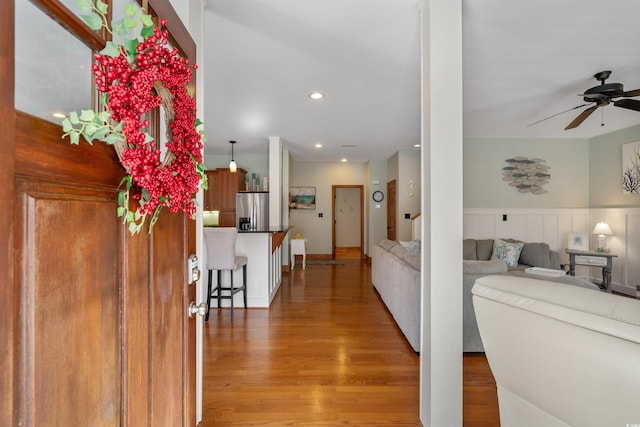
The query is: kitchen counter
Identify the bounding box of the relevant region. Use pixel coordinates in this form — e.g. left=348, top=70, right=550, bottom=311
left=204, top=226, right=290, bottom=308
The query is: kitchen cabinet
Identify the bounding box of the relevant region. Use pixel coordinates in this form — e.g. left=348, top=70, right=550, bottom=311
left=203, top=168, right=246, bottom=227
left=203, top=170, right=218, bottom=211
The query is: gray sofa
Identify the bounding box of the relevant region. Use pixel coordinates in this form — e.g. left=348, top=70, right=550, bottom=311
left=371, top=240, right=421, bottom=352
left=463, top=238, right=600, bottom=352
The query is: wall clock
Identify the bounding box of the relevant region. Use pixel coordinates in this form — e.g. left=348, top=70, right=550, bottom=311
left=372, top=190, right=384, bottom=202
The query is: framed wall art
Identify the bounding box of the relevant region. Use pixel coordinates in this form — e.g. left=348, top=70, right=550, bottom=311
left=289, top=187, right=316, bottom=209
left=568, top=232, right=588, bottom=251
left=622, top=141, right=640, bottom=194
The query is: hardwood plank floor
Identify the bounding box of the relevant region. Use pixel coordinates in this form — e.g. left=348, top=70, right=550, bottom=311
left=201, top=259, right=499, bottom=426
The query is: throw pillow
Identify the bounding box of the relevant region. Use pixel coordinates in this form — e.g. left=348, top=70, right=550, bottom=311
left=490, top=239, right=525, bottom=267
left=406, top=240, right=421, bottom=252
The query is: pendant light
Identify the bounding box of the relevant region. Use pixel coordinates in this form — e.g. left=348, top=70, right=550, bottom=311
left=229, top=140, right=237, bottom=172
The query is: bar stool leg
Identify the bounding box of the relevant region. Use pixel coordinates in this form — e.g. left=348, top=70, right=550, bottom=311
left=243, top=264, right=247, bottom=309
left=217, top=270, right=222, bottom=309
left=230, top=270, right=234, bottom=322
left=205, top=269, right=212, bottom=321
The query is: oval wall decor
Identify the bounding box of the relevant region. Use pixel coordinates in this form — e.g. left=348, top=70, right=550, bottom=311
left=503, top=157, right=550, bottom=194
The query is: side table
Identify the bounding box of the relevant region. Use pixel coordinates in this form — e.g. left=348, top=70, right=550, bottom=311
left=565, top=249, right=617, bottom=293
left=290, top=239, right=306, bottom=270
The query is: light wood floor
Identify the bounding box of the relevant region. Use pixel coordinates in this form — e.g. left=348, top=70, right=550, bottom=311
left=201, top=258, right=499, bottom=426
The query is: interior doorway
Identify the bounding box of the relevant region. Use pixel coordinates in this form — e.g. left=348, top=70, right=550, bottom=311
left=332, top=185, right=364, bottom=259
left=386, top=180, right=397, bottom=241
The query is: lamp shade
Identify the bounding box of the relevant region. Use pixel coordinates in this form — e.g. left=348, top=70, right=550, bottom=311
left=229, top=140, right=237, bottom=172
left=592, top=221, right=613, bottom=236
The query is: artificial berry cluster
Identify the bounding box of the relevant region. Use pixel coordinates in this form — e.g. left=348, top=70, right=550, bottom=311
left=92, top=19, right=203, bottom=222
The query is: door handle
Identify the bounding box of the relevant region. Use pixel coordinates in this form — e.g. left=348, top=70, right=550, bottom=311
left=188, top=302, right=207, bottom=318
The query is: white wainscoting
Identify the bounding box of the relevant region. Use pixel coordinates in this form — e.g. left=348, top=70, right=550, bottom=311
left=464, top=208, right=640, bottom=297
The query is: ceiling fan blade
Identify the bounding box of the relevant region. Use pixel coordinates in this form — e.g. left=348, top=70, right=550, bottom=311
left=621, top=88, right=640, bottom=97
left=565, top=105, right=598, bottom=130
left=526, top=103, right=590, bottom=127
left=614, top=98, right=640, bottom=112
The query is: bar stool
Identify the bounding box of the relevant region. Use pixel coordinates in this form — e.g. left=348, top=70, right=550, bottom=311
left=203, top=227, right=247, bottom=322
left=290, top=238, right=306, bottom=270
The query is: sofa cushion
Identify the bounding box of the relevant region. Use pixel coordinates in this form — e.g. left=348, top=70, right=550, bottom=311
left=379, top=239, right=398, bottom=251
left=491, top=239, right=525, bottom=267
left=463, top=239, right=477, bottom=260
left=401, top=251, right=421, bottom=270
left=519, top=242, right=552, bottom=269
left=463, top=259, right=508, bottom=274
left=476, top=239, right=495, bottom=261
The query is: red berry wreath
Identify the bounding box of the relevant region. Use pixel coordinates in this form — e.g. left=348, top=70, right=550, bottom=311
left=62, top=4, right=206, bottom=234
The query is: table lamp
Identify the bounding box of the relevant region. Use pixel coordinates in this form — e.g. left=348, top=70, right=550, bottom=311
left=592, top=221, right=613, bottom=252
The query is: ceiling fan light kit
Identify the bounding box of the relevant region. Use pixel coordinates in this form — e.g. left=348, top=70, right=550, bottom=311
left=529, top=70, right=640, bottom=130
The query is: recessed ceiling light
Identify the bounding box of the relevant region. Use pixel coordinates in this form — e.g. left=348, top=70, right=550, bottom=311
left=414, top=144, right=421, bottom=148
left=314, top=143, right=324, bottom=149
left=341, top=158, right=347, bottom=163
left=309, top=92, right=325, bottom=100
left=52, top=112, right=66, bottom=119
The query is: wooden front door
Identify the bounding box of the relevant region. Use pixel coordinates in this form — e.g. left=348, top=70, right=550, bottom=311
left=386, top=180, right=397, bottom=241
left=2, top=1, right=197, bottom=425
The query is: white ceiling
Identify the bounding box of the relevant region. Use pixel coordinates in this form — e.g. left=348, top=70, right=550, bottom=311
left=201, top=0, right=640, bottom=162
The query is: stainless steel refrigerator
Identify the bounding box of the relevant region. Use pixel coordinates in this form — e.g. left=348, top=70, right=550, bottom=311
left=236, top=191, right=269, bottom=231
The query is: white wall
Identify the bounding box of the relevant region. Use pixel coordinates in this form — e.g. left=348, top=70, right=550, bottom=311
left=368, top=160, right=388, bottom=254
left=398, top=150, right=421, bottom=240
left=289, top=161, right=367, bottom=255
left=387, top=150, right=422, bottom=241
left=464, top=138, right=590, bottom=208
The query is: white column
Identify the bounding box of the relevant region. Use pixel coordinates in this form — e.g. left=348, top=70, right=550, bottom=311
left=420, top=0, right=463, bottom=426
left=268, top=136, right=283, bottom=227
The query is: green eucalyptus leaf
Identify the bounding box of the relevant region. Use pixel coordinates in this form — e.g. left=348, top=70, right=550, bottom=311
left=96, top=0, right=108, bottom=14
left=124, top=16, right=138, bottom=29
left=124, top=3, right=138, bottom=16
left=111, top=18, right=126, bottom=36
left=117, top=206, right=126, bottom=217
left=128, top=222, right=138, bottom=234
left=101, top=41, right=121, bottom=58
left=96, top=111, right=111, bottom=122
left=84, top=123, right=97, bottom=136
left=79, top=109, right=95, bottom=121
left=141, top=188, right=150, bottom=201
left=62, top=118, right=73, bottom=132
left=125, top=39, right=138, bottom=59
left=134, top=210, right=142, bottom=220
left=194, top=118, right=203, bottom=127
left=141, top=25, right=154, bottom=38
left=80, top=13, right=102, bottom=30
left=100, top=92, right=109, bottom=107
left=69, top=111, right=80, bottom=125
left=114, top=121, right=124, bottom=132
left=144, top=133, right=154, bottom=144
left=117, top=191, right=125, bottom=205
left=75, top=0, right=91, bottom=12
left=141, top=14, right=154, bottom=27
left=105, top=134, right=121, bottom=145
left=92, top=126, right=108, bottom=141
left=126, top=211, right=134, bottom=222
left=69, top=132, right=80, bottom=145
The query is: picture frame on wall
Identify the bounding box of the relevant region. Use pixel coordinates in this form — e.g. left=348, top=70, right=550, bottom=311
left=289, top=187, right=316, bottom=210
left=568, top=232, right=588, bottom=251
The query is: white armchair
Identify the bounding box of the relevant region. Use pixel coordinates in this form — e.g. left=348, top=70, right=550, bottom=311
left=472, top=275, right=640, bottom=427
